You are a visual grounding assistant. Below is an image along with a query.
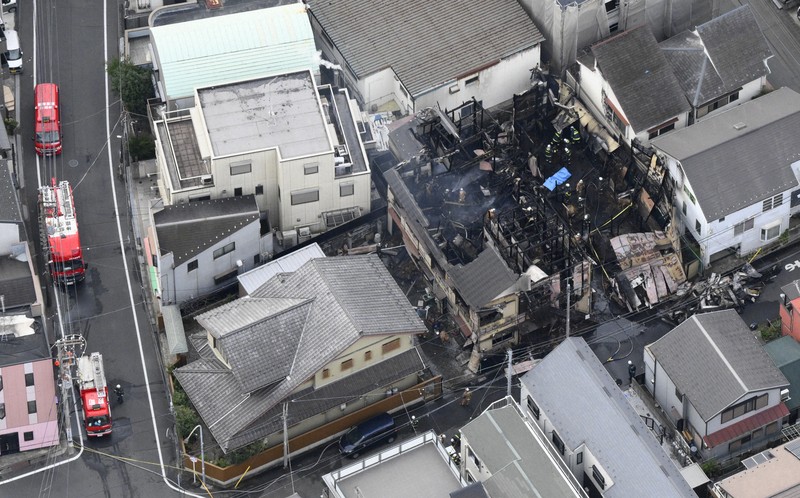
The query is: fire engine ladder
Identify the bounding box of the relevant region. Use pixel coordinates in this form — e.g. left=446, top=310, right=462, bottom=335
left=90, top=353, right=106, bottom=398
left=39, top=185, right=58, bottom=257
left=59, top=181, right=74, bottom=220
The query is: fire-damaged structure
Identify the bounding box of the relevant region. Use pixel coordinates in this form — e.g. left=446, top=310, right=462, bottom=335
left=385, top=89, right=593, bottom=366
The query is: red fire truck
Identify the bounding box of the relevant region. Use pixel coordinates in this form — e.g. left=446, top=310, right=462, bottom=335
left=34, top=83, right=62, bottom=155
left=77, top=352, right=112, bottom=437
left=39, top=179, right=86, bottom=285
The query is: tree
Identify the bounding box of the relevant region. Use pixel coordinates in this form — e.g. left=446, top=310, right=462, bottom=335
left=106, top=57, right=154, bottom=116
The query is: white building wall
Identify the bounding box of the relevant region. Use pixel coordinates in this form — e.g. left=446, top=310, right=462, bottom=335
left=161, top=220, right=261, bottom=304
left=211, top=149, right=275, bottom=218
left=414, top=47, right=542, bottom=112
left=694, top=79, right=765, bottom=124
left=704, top=387, right=784, bottom=435
left=358, top=68, right=413, bottom=114
left=0, top=223, right=20, bottom=255
left=664, top=157, right=797, bottom=265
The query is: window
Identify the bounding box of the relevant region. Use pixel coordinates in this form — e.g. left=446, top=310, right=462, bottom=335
left=364, top=351, right=372, bottom=361
left=255, top=185, right=264, bottom=195
left=340, top=183, right=354, bottom=197
left=382, top=338, right=401, bottom=354
left=254, top=254, right=260, bottom=266
left=322, top=368, right=330, bottom=379
left=718, top=217, right=725, bottom=223
left=291, top=189, right=319, bottom=206
left=468, top=447, right=480, bottom=467
left=682, top=201, right=687, bottom=216
left=576, top=451, right=583, bottom=465
left=721, top=394, right=769, bottom=423
left=187, top=260, right=198, bottom=272
left=27, top=401, right=37, bottom=414
left=752, top=428, right=763, bottom=440
left=734, top=218, right=755, bottom=236
left=527, top=396, right=540, bottom=420
left=25, top=373, right=34, bottom=386
left=648, top=122, right=675, bottom=140
left=0, top=374, right=3, bottom=390
left=761, top=222, right=781, bottom=241
left=0, top=403, right=4, bottom=419
left=304, top=163, right=319, bottom=175
left=552, top=431, right=565, bottom=455
left=213, top=268, right=238, bottom=285
left=213, top=242, right=235, bottom=259
left=229, top=161, right=252, bottom=176
left=763, top=194, right=784, bottom=212
left=465, top=76, right=479, bottom=86
left=592, top=465, right=606, bottom=489
left=23, top=431, right=34, bottom=441
left=675, top=387, right=683, bottom=399
left=695, top=219, right=702, bottom=233
left=340, top=359, right=353, bottom=371
left=234, top=187, right=242, bottom=197
left=729, top=434, right=752, bottom=452
left=765, top=421, right=779, bottom=435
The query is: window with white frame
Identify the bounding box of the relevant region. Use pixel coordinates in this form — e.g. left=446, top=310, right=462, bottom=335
left=734, top=218, right=754, bottom=236
left=761, top=221, right=781, bottom=241
left=229, top=160, right=252, bottom=176
left=763, top=193, right=783, bottom=212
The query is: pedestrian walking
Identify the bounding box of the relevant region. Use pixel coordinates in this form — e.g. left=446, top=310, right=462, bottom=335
left=460, top=388, right=472, bottom=407
left=628, top=360, right=636, bottom=383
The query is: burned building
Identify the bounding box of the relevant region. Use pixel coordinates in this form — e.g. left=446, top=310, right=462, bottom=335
left=385, top=91, right=593, bottom=364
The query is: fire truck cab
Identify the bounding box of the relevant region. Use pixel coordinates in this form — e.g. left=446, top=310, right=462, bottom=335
left=34, top=83, right=62, bottom=156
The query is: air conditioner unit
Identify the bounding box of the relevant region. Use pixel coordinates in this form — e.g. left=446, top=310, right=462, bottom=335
left=298, top=226, right=312, bottom=243
left=200, top=175, right=213, bottom=185
left=281, top=230, right=298, bottom=248
left=781, top=388, right=791, bottom=402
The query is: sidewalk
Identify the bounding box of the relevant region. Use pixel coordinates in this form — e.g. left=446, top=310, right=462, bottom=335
left=0, top=438, right=69, bottom=480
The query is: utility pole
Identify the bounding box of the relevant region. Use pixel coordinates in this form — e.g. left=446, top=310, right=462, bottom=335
left=566, top=282, right=571, bottom=338
left=282, top=401, right=289, bottom=468
left=53, top=334, right=86, bottom=453
left=506, top=349, right=513, bottom=397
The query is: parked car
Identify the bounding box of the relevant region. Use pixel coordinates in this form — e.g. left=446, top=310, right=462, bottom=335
left=338, top=412, right=397, bottom=458
left=2, top=0, right=16, bottom=14
left=4, top=29, right=22, bottom=74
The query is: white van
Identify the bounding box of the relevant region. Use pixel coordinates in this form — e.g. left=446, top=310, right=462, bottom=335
left=4, top=29, right=21, bottom=74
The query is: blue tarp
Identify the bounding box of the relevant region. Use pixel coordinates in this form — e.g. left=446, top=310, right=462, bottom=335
left=543, top=167, right=572, bottom=191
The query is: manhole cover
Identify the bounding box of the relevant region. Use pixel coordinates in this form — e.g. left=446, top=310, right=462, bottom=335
left=68, top=159, right=79, bottom=168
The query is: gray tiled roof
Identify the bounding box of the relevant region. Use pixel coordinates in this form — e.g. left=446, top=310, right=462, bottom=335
left=648, top=310, right=789, bottom=420
left=521, top=337, right=696, bottom=498
left=154, top=195, right=260, bottom=265
left=651, top=87, right=800, bottom=221
left=0, top=258, right=36, bottom=309
left=661, top=6, right=771, bottom=107
left=448, top=245, right=518, bottom=309
left=307, top=0, right=544, bottom=97
left=460, top=403, right=582, bottom=497
left=196, top=297, right=309, bottom=337
left=176, top=254, right=426, bottom=452
left=590, top=26, right=691, bottom=132
left=175, top=347, right=424, bottom=453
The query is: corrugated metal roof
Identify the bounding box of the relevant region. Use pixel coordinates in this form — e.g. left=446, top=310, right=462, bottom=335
left=238, top=243, right=326, bottom=294
left=704, top=403, right=789, bottom=448
left=521, top=338, right=697, bottom=498
left=308, top=0, right=544, bottom=97
left=150, top=3, right=317, bottom=100
left=649, top=310, right=789, bottom=420
left=161, top=305, right=188, bottom=355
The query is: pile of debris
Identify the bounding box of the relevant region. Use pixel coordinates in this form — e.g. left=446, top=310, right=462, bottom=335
left=667, top=263, right=780, bottom=323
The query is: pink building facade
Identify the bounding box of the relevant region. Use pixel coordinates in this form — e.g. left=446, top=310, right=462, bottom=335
left=0, top=359, right=59, bottom=454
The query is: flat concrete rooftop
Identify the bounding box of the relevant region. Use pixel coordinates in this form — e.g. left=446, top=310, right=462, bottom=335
left=326, top=434, right=461, bottom=498
left=198, top=71, right=330, bottom=158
